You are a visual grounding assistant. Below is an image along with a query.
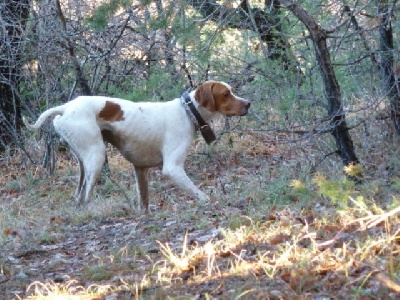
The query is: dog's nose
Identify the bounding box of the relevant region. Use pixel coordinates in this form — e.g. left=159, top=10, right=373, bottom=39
left=240, top=101, right=251, bottom=116
left=243, top=101, right=251, bottom=112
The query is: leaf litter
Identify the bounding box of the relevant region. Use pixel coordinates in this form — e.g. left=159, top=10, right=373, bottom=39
left=1, top=131, right=400, bottom=299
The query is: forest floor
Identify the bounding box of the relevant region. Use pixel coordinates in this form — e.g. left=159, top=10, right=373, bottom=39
left=1, top=125, right=400, bottom=299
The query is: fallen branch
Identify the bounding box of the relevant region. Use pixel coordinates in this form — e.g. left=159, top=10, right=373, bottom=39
left=374, top=272, right=400, bottom=294
left=359, top=205, right=400, bottom=230
left=359, top=263, right=400, bottom=293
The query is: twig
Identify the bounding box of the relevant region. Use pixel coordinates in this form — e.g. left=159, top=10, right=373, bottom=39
left=360, top=263, right=400, bottom=294
left=374, top=272, right=400, bottom=293
left=359, top=205, right=400, bottom=230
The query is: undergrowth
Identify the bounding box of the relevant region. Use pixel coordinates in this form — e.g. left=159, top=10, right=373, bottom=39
left=1, top=105, right=400, bottom=299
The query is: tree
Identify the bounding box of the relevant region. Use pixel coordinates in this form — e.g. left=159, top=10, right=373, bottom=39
left=0, top=0, right=30, bottom=149
left=377, top=0, right=400, bottom=134
left=189, top=0, right=302, bottom=76
left=281, top=0, right=359, bottom=166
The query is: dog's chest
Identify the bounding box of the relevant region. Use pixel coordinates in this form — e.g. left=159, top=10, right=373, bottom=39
left=101, top=129, right=163, bottom=167
left=121, top=141, right=163, bottom=167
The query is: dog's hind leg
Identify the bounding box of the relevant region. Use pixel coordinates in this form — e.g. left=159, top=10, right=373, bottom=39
left=134, top=166, right=150, bottom=212
left=74, top=158, right=85, bottom=201
left=79, top=143, right=106, bottom=205
left=54, top=116, right=106, bottom=205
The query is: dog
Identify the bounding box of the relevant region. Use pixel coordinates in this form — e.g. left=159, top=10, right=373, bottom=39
left=24, top=81, right=250, bottom=211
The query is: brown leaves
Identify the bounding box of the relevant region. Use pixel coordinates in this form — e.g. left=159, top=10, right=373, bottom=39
left=269, top=233, right=291, bottom=245
left=3, top=227, right=19, bottom=237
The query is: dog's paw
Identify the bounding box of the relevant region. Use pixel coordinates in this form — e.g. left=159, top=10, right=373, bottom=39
left=197, top=192, right=210, bottom=203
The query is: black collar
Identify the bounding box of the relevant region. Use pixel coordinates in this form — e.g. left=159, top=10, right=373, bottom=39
left=182, top=92, right=216, bottom=144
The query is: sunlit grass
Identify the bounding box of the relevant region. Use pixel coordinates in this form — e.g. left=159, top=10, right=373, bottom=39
left=26, top=278, right=112, bottom=299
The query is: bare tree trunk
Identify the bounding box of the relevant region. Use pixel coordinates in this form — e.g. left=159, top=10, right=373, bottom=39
left=0, top=0, right=30, bottom=150
left=377, top=0, right=400, bottom=134
left=282, top=1, right=359, bottom=166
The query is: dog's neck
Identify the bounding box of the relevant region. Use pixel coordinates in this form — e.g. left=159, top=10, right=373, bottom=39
left=181, top=91, right=217, bottom=145
left=188, top=90, right=218, bottom=123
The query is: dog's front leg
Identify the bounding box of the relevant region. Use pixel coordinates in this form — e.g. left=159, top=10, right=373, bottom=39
left=162, top=164, right=209, bottom=203
left=134, top=166, right=150, bottom=212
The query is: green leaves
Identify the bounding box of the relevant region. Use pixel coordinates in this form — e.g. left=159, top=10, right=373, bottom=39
left=87, top=0, right=133, bottom=29
left=313, top=174, right=355, bottom=207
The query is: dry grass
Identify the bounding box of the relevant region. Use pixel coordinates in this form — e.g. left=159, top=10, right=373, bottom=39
left=1, top=104, right=400, bottom=299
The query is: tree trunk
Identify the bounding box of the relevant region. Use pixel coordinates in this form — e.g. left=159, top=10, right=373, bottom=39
left=378, top=0, right=400, bottom=134
left=282, top=1, right=359, bottom=166
left=0, top=0, right=30, bottom=149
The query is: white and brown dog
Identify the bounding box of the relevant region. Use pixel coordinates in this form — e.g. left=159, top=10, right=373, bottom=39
left=24, top=81, right=250, bottom=211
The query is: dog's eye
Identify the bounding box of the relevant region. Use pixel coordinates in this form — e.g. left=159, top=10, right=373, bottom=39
left=223, top=92, right=230, bottom=97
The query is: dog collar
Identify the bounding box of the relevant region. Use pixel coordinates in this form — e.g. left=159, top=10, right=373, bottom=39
left=181, top=92, right=216, bottom=144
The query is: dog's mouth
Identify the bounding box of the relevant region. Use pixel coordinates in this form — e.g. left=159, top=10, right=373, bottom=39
left=226, top=111, right=248, bottom=117
left=222, top=101, right=250, bottom=117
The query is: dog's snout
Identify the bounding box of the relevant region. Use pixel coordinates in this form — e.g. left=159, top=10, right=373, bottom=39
left=239, top=100, right=251, bottom=116
left=243, top=100, right=251, bottom=112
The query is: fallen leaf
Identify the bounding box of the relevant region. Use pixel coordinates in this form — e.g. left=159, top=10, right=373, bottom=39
left=269, top=233, right=290, bottom=245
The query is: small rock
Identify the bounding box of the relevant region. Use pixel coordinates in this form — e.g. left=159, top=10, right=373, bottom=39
left=147, top=247, right=159, bottom=253
left=104, top=293, right=118, bottom=300
left=54, top=275, right=69, bottom=283
left=269, top=290, right=283, bottom=300
left=16, top=271, right=28, bottom=280
left=195, top=229, right=221, bottom=243
left=7, top=257, right=18, bottom=264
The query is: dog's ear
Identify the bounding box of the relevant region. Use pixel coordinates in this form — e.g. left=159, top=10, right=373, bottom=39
left=195, top=82, right=216, bottom=112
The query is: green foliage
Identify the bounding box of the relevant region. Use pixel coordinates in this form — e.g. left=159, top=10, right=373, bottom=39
left=87, top=0, right=132, bottom=29
left=83, top=265, right=113, bottom=281
left=260, top=176, right=301, bottom=207
left=391, top=178, right=400, bottom=193
left=344, top=163, right=364, bottom=179
left=313, top=174, right=355, bottom=207
left=290, top=179, right=313, bottom=202
left=108, top=71, right=186, bottom=102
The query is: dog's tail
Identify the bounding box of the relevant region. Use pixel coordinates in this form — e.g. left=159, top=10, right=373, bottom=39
left=23, top=105, right=66, bottom=130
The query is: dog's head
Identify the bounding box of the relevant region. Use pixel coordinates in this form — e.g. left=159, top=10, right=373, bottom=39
left=194, top=81, right=250, bottom=117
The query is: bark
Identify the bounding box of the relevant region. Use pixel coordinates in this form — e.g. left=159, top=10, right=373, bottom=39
left=282, top=0, right=359, bottom=166
left=377, top=0, right=400, bottom=134
left=0, top=0, right=30, bottom=149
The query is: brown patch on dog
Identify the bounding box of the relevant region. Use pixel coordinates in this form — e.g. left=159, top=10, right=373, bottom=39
left=98, top=101, right=124, bottom=121
left=195, top=82, right=216, bottom=112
